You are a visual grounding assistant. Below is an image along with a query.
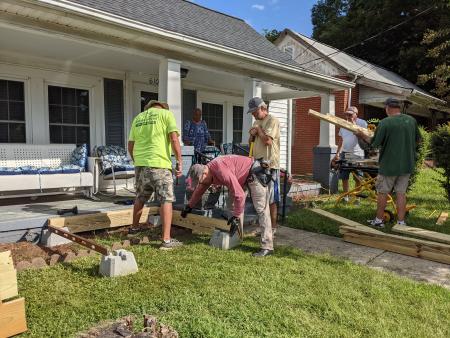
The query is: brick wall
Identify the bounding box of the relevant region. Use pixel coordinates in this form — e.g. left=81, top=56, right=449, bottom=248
left=291, top=84, right=362, bottom=175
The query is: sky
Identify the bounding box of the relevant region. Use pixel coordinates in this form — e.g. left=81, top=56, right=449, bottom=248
left=188, top=0, right=317, bottom=37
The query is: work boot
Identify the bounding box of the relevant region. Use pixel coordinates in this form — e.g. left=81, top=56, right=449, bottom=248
left=252, top=249, right=273, bottom=257
left=159, top=238, right=183, bottom=250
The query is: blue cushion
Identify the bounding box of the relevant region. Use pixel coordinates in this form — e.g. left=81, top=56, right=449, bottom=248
left=0, top=167, right=21, bottom=175
left=103, top=164, right=134, bottom=176
left=38, top=167, right=63, bottom=174
left=19, top=166, right=40, bottom=174
left=96, top=145, right=132, bottom=172
left=61, top=164, right=83, bottom=173
left=70, top=143, right=88, bottom=169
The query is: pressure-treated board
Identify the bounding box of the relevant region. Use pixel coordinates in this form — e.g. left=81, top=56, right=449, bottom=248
left=436, top=212, right=448, bottom=225
left=392, top=224, right=450, bottom=245
left=48, top=207, right=159, bottom=233
left=308, top=109, right=374, bottom=138
left=0, top=297, right=27, bottom=337
left=340, top=225, right=450, bottom=265
left=172, top=210, right=229, bottom=233
left=309, top=208, right=383, bottom=234
left=0, top=250, right=14, bottom=271
left=0, top=269, right=18, bottom=301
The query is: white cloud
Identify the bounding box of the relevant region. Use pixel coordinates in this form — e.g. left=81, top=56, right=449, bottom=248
left=252, top=4, right=265, bottom=10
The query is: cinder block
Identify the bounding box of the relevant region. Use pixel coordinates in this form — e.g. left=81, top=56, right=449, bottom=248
left=147, top=215, right=161, bottom=227
left=209, top=230, right=241, bottom=250
left=40, top=227, right=73, bottom=247
left=99, top=249, right=138, bottom=277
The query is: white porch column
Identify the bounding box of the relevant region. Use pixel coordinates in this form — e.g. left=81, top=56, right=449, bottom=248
left=29, top=77, right=48, bottom=144
left=158, top=58, right=182, bottom=135
left=319, top=93, right=336, bottom=147
left=242, top=78, right=262, bottom=143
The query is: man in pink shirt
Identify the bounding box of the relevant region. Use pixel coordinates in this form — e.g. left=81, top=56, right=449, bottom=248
left=181, top=155, right=274, bottom=257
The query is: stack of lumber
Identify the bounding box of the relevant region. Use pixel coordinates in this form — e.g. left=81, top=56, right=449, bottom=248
left=48, top=207, right=229, bottom=235
left=311, top=208, right=450, bottom=265
left=0, top=250, right=27, bottom=337
left=308, top=109, right=374, bottom=138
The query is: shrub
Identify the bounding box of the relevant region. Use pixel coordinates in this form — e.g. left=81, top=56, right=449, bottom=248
left=430, top=123, right=450, bottom=201
left=409, top=126, right=430, bottom=190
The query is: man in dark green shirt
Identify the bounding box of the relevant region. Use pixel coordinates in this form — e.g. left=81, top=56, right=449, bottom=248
left=356, top=98, right=420, bottom=228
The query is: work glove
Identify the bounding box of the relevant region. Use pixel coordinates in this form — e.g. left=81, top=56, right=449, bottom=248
left=181, top=205, right=192, bottom=218
left=228, top=216, right=242, bottom=239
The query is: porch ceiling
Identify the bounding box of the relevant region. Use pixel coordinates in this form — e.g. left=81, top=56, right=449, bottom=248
left=0, top=24, right=160, bottom=74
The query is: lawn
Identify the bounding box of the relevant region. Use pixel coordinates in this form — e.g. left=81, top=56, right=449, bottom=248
left=18, top=234, right=450, bottom=337
left=286, top=168, right=450, bottom=237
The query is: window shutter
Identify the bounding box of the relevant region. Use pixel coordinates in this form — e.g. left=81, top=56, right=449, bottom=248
left=104, top=78, right=124, bottom=146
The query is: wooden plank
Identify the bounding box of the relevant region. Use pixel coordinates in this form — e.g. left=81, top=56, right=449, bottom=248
left=436, top=212, right=448, bottom=225
left=0, top=297, right=27, bottom=337
left=310, top=209, right=383, bottom=234
left=308, top=109, right=374, bottom=138
left=0, top=251, right=14, bottom=271
left=48, top=207, right=159, bottom=233
left=340, top=226, right=450, bottom=265
left=0, top=269, right=18, bottom=301
left=392, top=224, right=450, bottom=245
left=171, top=211, right=229, bottom=232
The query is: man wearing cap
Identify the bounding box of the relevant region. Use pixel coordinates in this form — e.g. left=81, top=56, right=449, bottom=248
left=356, top=98, right=420, bottom=228
left=181, top=155, right=274, bottom=257
left=333, top=106, right=367, bottom=198
left=247, top=97, right=281, bottom=234
left=128, top=100, right=183, bottom=249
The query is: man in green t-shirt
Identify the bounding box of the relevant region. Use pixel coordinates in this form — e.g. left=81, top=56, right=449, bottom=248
left=356, top=98, right=420, bottom=228
left=128, top=100, right=182, bottom=250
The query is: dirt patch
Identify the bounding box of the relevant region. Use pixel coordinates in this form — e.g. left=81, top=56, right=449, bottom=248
left=77, top=315, right=178, bottom=338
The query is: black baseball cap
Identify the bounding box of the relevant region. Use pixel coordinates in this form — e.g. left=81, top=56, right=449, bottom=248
left=384, top=98, right=401, bottom=108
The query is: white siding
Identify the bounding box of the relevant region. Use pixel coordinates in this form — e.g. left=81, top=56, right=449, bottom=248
left=268, top=99, right=288, bottom=170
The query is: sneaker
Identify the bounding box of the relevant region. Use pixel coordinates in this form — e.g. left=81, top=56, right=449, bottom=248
left=396, top=220, right=407, bottom=226
left=343, top=196, right=350, bottom=203
left=272, top=227, right=277, bottom=236
left=159, top=238, right=183, bottom=250
left=367, top=219, right=385, bottom=228
left=252, top=249, right=273, bottom=257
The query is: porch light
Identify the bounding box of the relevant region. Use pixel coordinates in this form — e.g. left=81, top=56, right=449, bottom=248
left=181, top=68, right=189, bottom=79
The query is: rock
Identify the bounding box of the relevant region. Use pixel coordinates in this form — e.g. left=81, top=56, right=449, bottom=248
left=16, top=260, right=32, bottom=272
left=112, top=242, right=122, bottom=250
left=130, top=238, right=141, bottom=245
left=77, top=249, right=89, bottom=258
left=63, top=252, right=76, bottom=262
left=49, top=254, right=61, bottom=266
left=115, top=324, right=133, bottom=337
left=141, top=236, right=150, bottom=244
left=122, top=240, right=131, bottom=248
left=31, top=257, right=48, bottom=269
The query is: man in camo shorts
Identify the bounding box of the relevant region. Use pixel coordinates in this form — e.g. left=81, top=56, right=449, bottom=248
left=128, top=100, right=183, bottom=250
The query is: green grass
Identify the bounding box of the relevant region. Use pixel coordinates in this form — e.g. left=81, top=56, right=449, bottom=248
left=286, top=168, right=450, bottom=237
left=17, top=235, right=450, bottom=337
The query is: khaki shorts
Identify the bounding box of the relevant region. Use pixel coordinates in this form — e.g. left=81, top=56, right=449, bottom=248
left=135, top=166, right=174, bottom=204
left=375, top=174, right=410, bottom=194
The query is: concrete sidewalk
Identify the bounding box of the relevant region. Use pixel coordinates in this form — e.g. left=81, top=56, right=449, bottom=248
left=275, top=226, right=450, bottom=289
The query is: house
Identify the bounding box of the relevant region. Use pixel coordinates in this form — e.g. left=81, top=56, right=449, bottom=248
left=274, top=29, right=448, bottom=176
left=0, top=0, right=354, bottom=175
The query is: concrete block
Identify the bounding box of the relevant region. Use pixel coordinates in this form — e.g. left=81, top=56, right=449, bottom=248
left=16, top=261, right=32, bottom=272
left=141, top=236, right=150, bottom=244
left=99, top=249, right=138, bottom=277
left=40, top=227, right=73, bottom=247
left=49, top=254, right=61, bottom=266
left=209, top=230, right=241, bottom=250
left=31, top=257, right=47, bottom=269
left=147, top=215, right=161, bottom=227
left=63, top=252, right=76, bottom=262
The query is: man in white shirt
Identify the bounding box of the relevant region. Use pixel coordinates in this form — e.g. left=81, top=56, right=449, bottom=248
left=333, top=106, right=367, bottom=196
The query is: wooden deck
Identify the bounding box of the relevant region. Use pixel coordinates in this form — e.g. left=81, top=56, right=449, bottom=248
left=0, top=191, right=137, bottom=243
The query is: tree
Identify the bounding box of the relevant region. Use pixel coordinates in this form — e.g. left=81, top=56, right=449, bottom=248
left=418, top=28, right=450, bottom=105
left=311, top=0, right=450, bottom=99
left=263, top=29, right=282, bottom=43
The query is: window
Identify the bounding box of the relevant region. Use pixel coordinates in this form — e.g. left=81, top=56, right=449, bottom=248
left=233, top=105, right=243, bottom=143
left=48, top=85, right=90, bottom=144
left=202, top=102, right=223, bottom=145
left=0, top=80, right=26, bottom=143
